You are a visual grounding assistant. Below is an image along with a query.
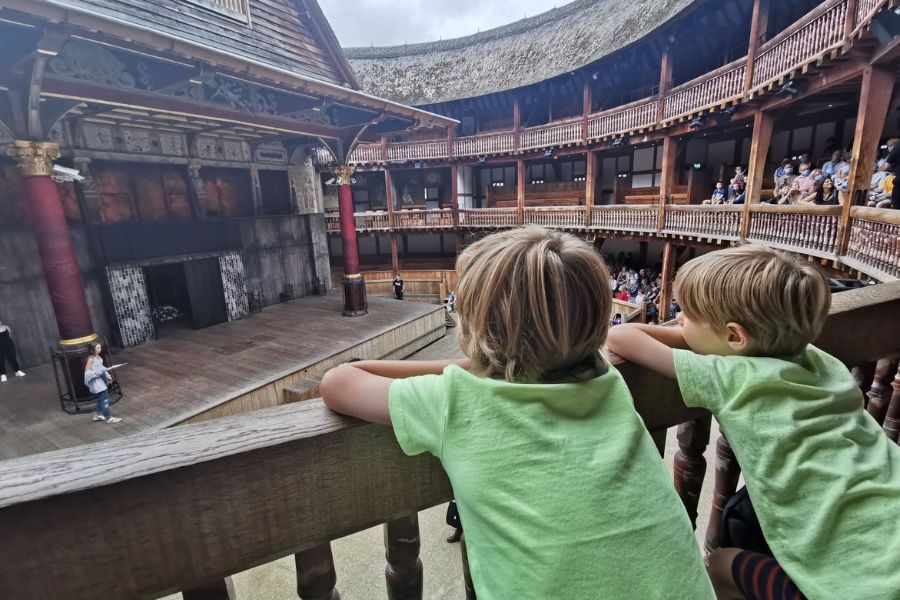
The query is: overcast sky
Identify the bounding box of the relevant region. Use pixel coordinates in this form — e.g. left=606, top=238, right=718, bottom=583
left=319, top=0, right=570, bottom=47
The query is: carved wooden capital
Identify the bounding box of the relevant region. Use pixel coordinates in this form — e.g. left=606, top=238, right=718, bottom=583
left=7, top=141, right=60, bottom=176
left=331, top=165, right=354, bottom=186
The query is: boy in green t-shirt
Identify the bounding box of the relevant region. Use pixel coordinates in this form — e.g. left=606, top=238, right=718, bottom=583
left=322, top=227, right=714, bottom=599
left=608, top=245, right=900, bottom=600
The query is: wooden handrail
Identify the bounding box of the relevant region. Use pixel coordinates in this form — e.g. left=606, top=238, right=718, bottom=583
left=1, top=283, right=898, bottom=599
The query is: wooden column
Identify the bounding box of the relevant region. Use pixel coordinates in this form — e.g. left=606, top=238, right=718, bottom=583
left=516, top=158, right=525, bottom=225
left=673, top=415, right=712, bottom=529
left=186, top=161, right=209, bottom=220
left=658, top=47, right=673, bottom=122
left=390, top=234, right=400, bottom=275
left=296, top=543, right=340, bottom=600
left=250, top=165, right=263, bottom=216
left=384, top=514, right=423, bottom=599
left=447, top=128, right=456, bottom=159
left=585, top=150, right=596, bottom=227
left=658, top=136, right=677, bottom=231
left=381, top=135, right=389, bottom=162
left=657, top=241, right=677, bottom=322
left=582, top=81, right=592, bottom=142
left=839, top=66, right=895, bottom=254
left=845, top=0, right=859, bottom=39
left=513, top=97, right=521, bottom=152
left=451, top=164, right=459, bottom=226
left=704, top=434, right=741, bottom=554
left=743, top=0, right=770, bottom=95
left=385, top=169, right=395, bottom=228
left=335, top=166, right=367, bottom=317
left=741, top=110, right=774, bottom=238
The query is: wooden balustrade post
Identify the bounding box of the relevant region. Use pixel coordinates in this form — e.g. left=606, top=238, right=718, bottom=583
left=384, top=514, right=424, bottom=600
left=585, top=150, right=596, bottom=228
left=296, top=543, right=340, bottom=600
left=744, top=0, right=770, bottom=96
left=513, top=97, right=521, bottom=152
left=447, top=128, right=456, bottom=160
left=451, top=165, right=460, bottom=227
left=673, top=415, right=712, bottom=529
left=460, top=533, right=477, bottom=600
left=658, top=47, right=673, bottom=123
left=839, top=66, right=894, bottom=255
left=658, top=136, right=676, bottom=231
left=385, top=169, right=395, bottom=228
left=742, top=110, right=774, bottom=238
left=183, top=578, right=236, bottom=600
left=390, top=234, right=400, bottom=275
left=657, top=242, right=677, bottom=323
left=704, top=434, right=742, bottom=555
left=582, top=81, right=591, bottom=143
left=866, top=357, right=900, bottom=426
left=381, top=136, right=389, bottom=162
left=516, top=159, right=525, bottom=225
left=883, top=363, right=900, bottom=443
left=844, top=0, right=859, bottom=39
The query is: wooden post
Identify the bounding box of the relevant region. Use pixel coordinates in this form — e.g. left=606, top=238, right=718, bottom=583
left=742, top=110, right=774, bottom=237
left=385, top=169, right=395, bottom=228
left=658, top=136, right=676, bottom=231
left=250, top=165, right=263, bottom=216
left=658, top=47, right=672, bottom=122
left=296, top=543, right=340, bottom=600
left=384, top=514, right=423, bottom=600
left=657, top=241, right=677, bottom=322
left=704, top=434, right=741, bottom=554
left=456, top=232, right=464, bottom=256
left=517, top=158, right=525, bottom=225
left=513, top=97, right=521, bottom=152
left=883, top=363, right=900, bottom=443
left=638, top=241, right=649, bottom=266
left=447, top=127, right=456, bottom=160
left=585, top=150, right=596, bottom=227
left=451, top=164, right=459, bottom=227
left=582, top=81, right=592, bottom=142
left=381, top=135, right=389, bottom=162
left=390, top=234, right=400, bottom=275
left=744, top=0, right=770, bottom=96
left=183, top=578, right=236, bottom=600
left=845, top=0, right=859, bottom=39
left=673, top=415, right=712, bottom=529
left=839, top=67, right=894, bottom=254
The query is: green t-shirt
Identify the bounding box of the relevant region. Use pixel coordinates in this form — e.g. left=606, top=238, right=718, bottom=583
left=389, top=363, right=714, bottom=600
left=674, top=345, right=900, bottom=600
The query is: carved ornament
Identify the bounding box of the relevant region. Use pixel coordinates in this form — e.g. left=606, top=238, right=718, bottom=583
left=331, top=165, right=355, bottom=186
left=49, top=40, right=150, bottom=89
left=7, top=141, right=60, bottom=177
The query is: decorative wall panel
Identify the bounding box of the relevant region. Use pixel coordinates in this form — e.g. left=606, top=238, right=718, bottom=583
left=106, top=265, right=154, bottom=347
left=219, top=252, right=250, bottom=321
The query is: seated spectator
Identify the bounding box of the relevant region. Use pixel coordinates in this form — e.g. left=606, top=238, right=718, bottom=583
left=770, top=183, right=791, bottom=204
left=885, top=137, right=900, bottom=209
left=834, top=161, right=852, bottom=204
left=727, top=181, right=746, bottom=205
left=774, top=159, right=795, bottom=188
left=732, top=165, right=746, bottom=185
left=811, top=168, right=825, bottom=187
left=615, top=288, right=630, bottom=302
left=870, top=159, right=891, bottom=196
left=793, top=163, right=817, bottom=195
left=803, top=176, right=838, bottom=206
left=821, top=150, right=843, bottom=177
left=867, top=173, right=895, bottom=209
left=703, top=182, right=728, bottom=205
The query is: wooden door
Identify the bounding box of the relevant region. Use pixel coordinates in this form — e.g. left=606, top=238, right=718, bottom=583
left=183, top=258, right=228, bottom=329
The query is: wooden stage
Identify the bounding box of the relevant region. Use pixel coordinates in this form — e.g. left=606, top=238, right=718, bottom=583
left=0, top=295, right=445, bottom=461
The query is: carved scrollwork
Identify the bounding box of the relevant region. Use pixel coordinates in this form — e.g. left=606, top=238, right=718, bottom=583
left=7, top=141, right=60, bottom=177
left=331, top=165, right=355, bottom=186
left=208, top=76, right=253, bottom=113
left=48, top=41, right=150, bottom=89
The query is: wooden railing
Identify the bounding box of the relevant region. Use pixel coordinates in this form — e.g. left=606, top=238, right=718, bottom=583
left=519, top=118, right=583, bottom=151
left=663, top=205, right=743, bottom=239
left=458, top=207, right=518, bottom=228
left=2, top=283, right=898, bottom=599
left=524, top=206, right=586, bottom=228
left=590, top=204, right=659, bottom=233
left=747, top=204, right=841, bottom=256
left=664, top=60, right=746, bottom=122
left=325, top=212, right=341, bottom=233
left=350, top=143, right=383, bottom=163
left=847, top=207, right=900, bottom=279
left=393, top=208, right=455, bottom=229
left=353, top=211, right=392, bottom=231
left=751, top=0, right=849, bottom=90
left=453, top=131, right=516, bottom=157
left=388, top=140, right=449, bottom=161
left=588, top=100, right=659, bottom=140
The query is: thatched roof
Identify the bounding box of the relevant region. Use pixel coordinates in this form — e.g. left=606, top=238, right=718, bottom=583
left=344, top=0, right=697, bottom=106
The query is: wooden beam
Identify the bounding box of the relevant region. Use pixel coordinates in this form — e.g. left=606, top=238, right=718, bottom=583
left=390, top=233, right=399, bottom=275
left=657, top=242, right=677, bottom=324
left=513, top=97, right=521, bottom=151
left=743, top=0, right=770, bottom=95
left=585, top=150, right=596, bottom=227
left=582, top=81, right=591, bottom=142
left=742, top=110, right=774, bottom=237
left=838, top=66, right=895, bottom=254
left=658, top=136, right=677, bottom=230
left=658, top=47, right=673, bottom=122
left=517, top=158, right=525, bottom=225
left=451, top=164, right=459, bottom=227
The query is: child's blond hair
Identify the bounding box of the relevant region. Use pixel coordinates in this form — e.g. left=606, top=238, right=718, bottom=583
left=455, top=226, right=611, bottom=382
left=675, top=245, right=830, bottom=356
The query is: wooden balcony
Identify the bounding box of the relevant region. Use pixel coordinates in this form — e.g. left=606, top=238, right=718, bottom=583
left=393, top=208, right=455, bottom=230
left=311, top=0, right=890, bottom=168
left=846, top=206, right=900, bottom=280
left=747, top=204, right=841, bottom=257
left=590, top=205, right=660, bottom=234
left=2, top=282, right=898, bottom=599
left=663, top=205, right=744, bottom=240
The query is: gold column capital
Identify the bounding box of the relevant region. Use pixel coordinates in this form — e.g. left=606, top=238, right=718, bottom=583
left=331, top=165, right=355, bottom=186
left=7, top=141, right=60, bottom=177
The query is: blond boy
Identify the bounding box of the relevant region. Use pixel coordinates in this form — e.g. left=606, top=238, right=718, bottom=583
left=322, top=227, right=714, bottom=599
left=608, top=245, right=900, bottom=600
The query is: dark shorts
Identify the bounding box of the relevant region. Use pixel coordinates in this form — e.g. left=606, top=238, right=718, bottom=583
left=732, top=551, right=806, bottom=600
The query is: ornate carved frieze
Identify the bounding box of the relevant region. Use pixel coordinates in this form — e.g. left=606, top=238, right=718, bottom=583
left=76, top=123, right=189, bottom=157
left=204, top=76, right=279, bottom=117
left=7, top=141, right=60, bottom=176
left=49, top=40, right=151, bottom=90
left=193, top=135, right=250, bottom=162
left=253, top=141, right=287, bottom=164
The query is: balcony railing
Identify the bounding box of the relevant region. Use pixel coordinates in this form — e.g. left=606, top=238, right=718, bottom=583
left=458, top=207, right=518, bottom=228
left=349, top=143, right=383, bottom=163
left=663, top=205, right=743, bottom=239
left=393, top=208, right=455, bottom=229
left=519, top=118, right=583, bottom=151
left=747, top=204, right=841, bottom=256
left=590, top=204, right=659, bottom=233
left=523, top=206, right=586, bottom=228
left=847, top=206, right=900, bottom=279
left=453, top=131, right=516, bottom=157
left=3, top=283, right=898, bottom=599
left=664, top=60, right=746, bottom=122
left=588, top=100, right=659, bottom=140
left=388, top=140, right=449, bottom=161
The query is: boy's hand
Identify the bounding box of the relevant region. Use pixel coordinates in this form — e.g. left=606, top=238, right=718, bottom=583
left=606, top=324, right=680, bottom=379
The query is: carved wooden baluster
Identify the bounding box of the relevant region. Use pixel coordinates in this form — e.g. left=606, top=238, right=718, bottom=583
left=183, top=578, right=236, bottom=600
left=852, top=362, right=876, bottom=398
left=460, top=533, right=477, bottom=600
left=704, top=432, right=742, bottom=554
left=673, top=415, right=711, bottom=530
left=882, top=363, right=900, bottom=444
left=866, top=358, right=900, bottom=426
left=296, top=543, right=340, bottom=600
left=384, top=513, right=423, bottom=600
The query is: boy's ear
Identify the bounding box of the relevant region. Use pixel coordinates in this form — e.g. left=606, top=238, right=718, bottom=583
left=724, top=322, right=752, bottom=353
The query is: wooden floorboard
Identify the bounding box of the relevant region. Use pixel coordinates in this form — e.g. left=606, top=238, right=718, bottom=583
left=0, top=294, right=438, bottom=461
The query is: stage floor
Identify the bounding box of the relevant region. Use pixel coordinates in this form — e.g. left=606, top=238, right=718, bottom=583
left=0, top=294, right=442, bottom=461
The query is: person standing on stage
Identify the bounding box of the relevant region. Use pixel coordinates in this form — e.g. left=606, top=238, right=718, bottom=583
left=0, top=319, right=25, bottom=383
left=393, top=274, right=405, bottom=300
left=85, top=342, right=122, bottom=424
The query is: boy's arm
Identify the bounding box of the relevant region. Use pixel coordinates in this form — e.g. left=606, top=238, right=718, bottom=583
left=606, top=324, right=686, bottom=379
left=320, top=358, right=470, bottom=425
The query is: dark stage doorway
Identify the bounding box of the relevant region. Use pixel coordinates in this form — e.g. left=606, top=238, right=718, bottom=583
left=183, top=257, right=228, bottom=329
left=144, top=258, right=227, bottom=334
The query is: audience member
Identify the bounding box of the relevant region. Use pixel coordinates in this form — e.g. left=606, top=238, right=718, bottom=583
left=703, top=182, right=728, bottom=205
left=732, top=165, right=746, bottom=185
left=774, top=159, right=795, bottom=188
left=728, top=181, right=746, bottom=204
left=885, top=138, right=900, bottom=209
left=794, top=163, right=817, bottom=195
left=807, top=176, right=838, bottom=206
left=821, top=150, right=844, bottom=177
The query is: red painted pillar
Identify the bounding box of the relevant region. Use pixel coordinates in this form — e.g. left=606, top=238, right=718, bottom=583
left=334, top=166, right=367, bottom=316
left=10, top=141, right=96, bottom=343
